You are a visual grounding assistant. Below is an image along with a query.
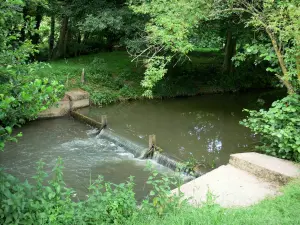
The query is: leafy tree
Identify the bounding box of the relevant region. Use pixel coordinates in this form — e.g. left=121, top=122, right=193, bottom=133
left=0, top=0, right=63, bottom=150
left=226, top=0, right=300, bottom=94
left=130, top=0, right=299, bottom=96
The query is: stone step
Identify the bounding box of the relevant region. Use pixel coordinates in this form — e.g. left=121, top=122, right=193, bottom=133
left=172, top=164, right=278, bottom=207
left=229, top=152, right=300, bottom=185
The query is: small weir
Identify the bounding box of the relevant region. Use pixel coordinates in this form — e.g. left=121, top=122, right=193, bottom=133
left=98, top=129, right=148, bottom=158
left=1, top=92, right=268, bottom=201
left=153, top=152, right=182, bottom=172
left=71, top=110, right=203, bottom=177
left=0, top=117, right=179, bottom=200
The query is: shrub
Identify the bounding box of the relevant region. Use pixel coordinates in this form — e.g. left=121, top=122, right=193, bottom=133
left=0, top=159, right=183, bottom=224
left=0, top=78, right=64, bottom=150
left=241, top=94, right=300, bottom=161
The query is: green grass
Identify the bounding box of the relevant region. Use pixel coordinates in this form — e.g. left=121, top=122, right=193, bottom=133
left=33, top=51, right=222, bottom=105
left=34, top=51, right=146, bottom=105
left=129, top=180, right=300, bottom=225
left=33, top=50, right=271, bottom=105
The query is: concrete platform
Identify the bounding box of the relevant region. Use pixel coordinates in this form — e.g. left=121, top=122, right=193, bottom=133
left=172, top=164, right=278, bottom=208
left=173, top=152, right=300, bottom=208
left=38, top=100, right=70, bottom=118
left=71, top=98, right=90, bottom=110
left=66, top=89, right=89, bottom=101
left=230, top=152, right=300, bottom=185
left=38, top=89, right=90, bottom=118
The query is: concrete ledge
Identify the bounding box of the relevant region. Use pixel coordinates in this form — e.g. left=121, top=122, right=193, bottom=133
left=229, top=152, right=300, bottom=185
left=38, top=89, right=90, bottom=119
left=71, top=99, right=90, bottom=110
left=70, top=111, right=103, bottom=129
left=66, top=90, right=89, bottom=101
left=38, top=101, right=70, bottom=118
left=172, top=165, right=278, bottom=208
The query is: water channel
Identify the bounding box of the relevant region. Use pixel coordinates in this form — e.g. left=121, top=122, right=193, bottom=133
left=0, top=91, right=277, bottom=200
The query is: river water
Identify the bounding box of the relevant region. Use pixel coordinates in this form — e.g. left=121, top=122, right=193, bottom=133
left=79, top=93, right=263, bottom=167
left=0, top=118, right=173, bottom=200
left=0, top=91, right=274, bottom=199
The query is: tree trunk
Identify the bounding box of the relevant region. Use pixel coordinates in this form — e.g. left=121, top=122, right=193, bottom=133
left=20, top=6, right=29, bottom=42
left=222, top=30, right=236, bottom=74
left=49, top=15, right=55, bottom=59
left=75, top=31, right=81, bottom=56
left=266, top=29, right=295, bottom=94
left=31, top=5, right=43, bottom=45
left=54, top=15, right=69, bottom=58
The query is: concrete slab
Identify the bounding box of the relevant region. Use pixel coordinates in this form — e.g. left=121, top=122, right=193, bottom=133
left=172, top=165, right=278, bottom=208
left=38, top=101, right=70, bottom=118
left=230, top=152, right=300, bottom=185
left=71, top=99, right=89, bottom=110
left=66, top=89, right=89, bottom=101
left=38, top=89, right=90, bottom=118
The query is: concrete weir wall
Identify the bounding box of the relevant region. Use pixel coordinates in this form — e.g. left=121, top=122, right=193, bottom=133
left=172, top=152, right=300, bottom=208
left=38, top=89, right=90, bottom=118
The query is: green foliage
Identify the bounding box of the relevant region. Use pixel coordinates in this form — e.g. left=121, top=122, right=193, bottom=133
left=76, top=175, right=137, bottom=224
left=0, top=158, right=75, bottom=224
left=141, top=56, right=171, bottom=97
left=0, top=79, right=63, bottom=127
left=0, top=0, right=64, bottom=150
left=129, top=0, right=212, bottom=95
left=33, top=52, right=146, bottom=105
left=86, top=88, right=119, bottom=106
left=130, top=0, right=300, bottom=95
left=241, top=94, right=300, bottom=161
left=180, top=155, right=207, bottom=176
left=0, top=159, right=184, bottom=224
left=0, top=78, right=63, bottom=150
left=141, top=163, right=184, bottom=216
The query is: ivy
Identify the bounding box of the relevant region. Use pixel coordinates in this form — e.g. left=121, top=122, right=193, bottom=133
left=0, top=159, right=184, bottom=224
left=241, top=94, right=300, bottom=161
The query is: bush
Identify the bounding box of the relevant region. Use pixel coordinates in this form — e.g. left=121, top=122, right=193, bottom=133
left=0, top=78, right=64, bottom=150
left=0, top=159, right=183, bottom=224
left=241, top=94, right=300, bottom=161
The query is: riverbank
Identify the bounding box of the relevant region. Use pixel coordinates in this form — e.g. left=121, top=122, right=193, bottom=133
left=33, top=51, right=274, bottom=106
left=129, top=179, right=300, bottom=225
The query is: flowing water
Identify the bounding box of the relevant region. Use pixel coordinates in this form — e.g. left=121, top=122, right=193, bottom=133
left=0, top=118, right=173, bottom=200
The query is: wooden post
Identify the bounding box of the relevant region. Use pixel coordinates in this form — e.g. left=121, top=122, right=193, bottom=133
left=81, top=68, right=85, bottom=84
left=149, top=134, right=156, bottom=149
left=101, top=115, right=107, bottom=128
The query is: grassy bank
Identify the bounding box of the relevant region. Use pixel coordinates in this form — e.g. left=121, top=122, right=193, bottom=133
left=32, top=51, right=221, bottom=105
left=33, top=51, right=146, bottom=105
left=129, top=180, right=300, bottom=225
left=2, top=160, right=299, bottom=225
left=33, top=50, right=274, bottom=105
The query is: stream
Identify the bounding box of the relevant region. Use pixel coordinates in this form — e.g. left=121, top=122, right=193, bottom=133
left=0, top=91, right=276, bottom=200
